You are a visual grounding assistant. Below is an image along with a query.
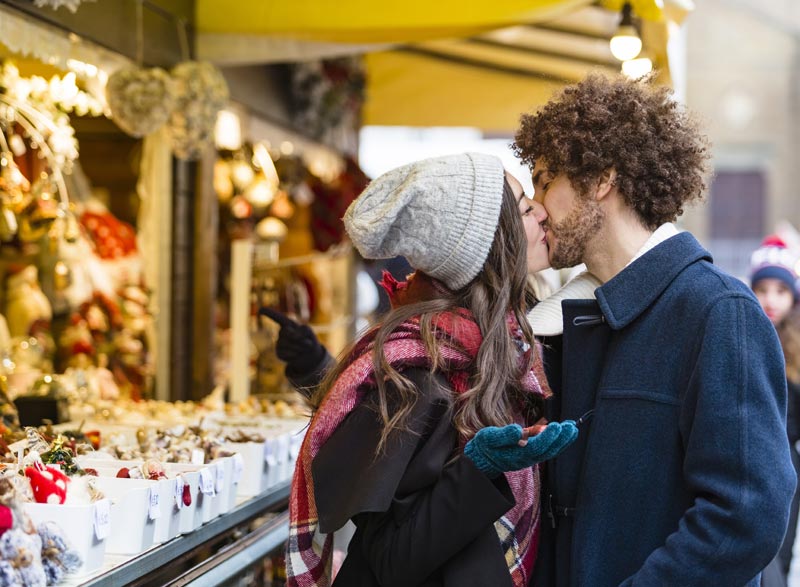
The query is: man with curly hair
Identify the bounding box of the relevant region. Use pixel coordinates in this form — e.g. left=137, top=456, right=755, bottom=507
left=514, top=74, right=796, bottom=586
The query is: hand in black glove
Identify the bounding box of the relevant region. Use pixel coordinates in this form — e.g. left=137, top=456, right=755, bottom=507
left=258, top=307, right=331, bottom=381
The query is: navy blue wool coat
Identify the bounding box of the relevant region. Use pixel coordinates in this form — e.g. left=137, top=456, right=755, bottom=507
left=533, top=232, right=796, bottom=586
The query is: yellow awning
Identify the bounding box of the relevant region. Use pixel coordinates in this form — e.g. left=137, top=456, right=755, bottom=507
left=362, top=3, right=676, bottom=132
left=196, top=1, right=597, bottom=43
left=362, top=50, right=566, bottom=131
left=196, top=1, right=688, bottom=132
left=196, top=1, right=675, bottom=42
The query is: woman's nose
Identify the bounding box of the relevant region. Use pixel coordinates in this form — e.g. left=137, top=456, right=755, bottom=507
left=533, top=201, right=548, bottom=223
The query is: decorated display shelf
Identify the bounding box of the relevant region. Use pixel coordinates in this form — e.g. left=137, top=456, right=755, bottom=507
left=58, top=485, right=290, bottom=587
left=0, top=405, right=303, bottom=586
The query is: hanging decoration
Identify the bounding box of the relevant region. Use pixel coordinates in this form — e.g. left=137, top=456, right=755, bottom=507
left=168, top=61, right=230, bottom=160
left=309, top=156, right=369, bottom=252
left=290, top=56, right=365, bottom=145
left=1, top=64, right=103, bottom=119
left=0, top=63, right=77, bottom=255
left=0, top=63, right=82, bottom=173
left=101, top=3, right=230, bottom=159
left=103, top=61, right=230, bottom=159
left=33, top=0, right=95, bottom=12
left=105, top=67, right=176, bottom=138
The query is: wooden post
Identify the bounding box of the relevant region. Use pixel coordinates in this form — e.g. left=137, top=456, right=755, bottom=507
left=229, top=239, right=253, bottom=403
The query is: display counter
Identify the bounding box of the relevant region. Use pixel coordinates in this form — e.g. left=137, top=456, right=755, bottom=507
left=68, top=481, right=290, bottom=587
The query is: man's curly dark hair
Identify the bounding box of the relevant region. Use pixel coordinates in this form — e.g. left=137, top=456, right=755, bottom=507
left=513, top=74, right=712, bottom=230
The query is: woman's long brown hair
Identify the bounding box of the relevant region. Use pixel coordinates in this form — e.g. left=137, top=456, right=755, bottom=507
left=312, top=178, right=542, bottom=453
left=779, top=309, right=800, bottom=385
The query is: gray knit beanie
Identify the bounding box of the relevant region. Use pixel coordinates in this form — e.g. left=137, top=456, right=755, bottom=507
left=343, top=152, right=505, bottom=290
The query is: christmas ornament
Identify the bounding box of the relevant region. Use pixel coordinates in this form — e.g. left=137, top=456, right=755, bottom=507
left=106, top=67, right=176, bottom=138
left=168, top=61, right=229, bottom=160
left=23, top=466, right=67, bottom=505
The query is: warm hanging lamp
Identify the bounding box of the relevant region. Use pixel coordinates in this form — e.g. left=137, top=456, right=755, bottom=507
left=622, top=55, right=653, bottom=78
left=610, top=2, right=642, bottom=61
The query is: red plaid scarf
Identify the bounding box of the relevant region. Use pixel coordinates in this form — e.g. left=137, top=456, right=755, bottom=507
left=287, top=277, right=546, bottom=587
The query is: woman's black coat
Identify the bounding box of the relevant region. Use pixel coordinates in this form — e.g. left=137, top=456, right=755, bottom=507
left=311, top=368, right=518, bottom=587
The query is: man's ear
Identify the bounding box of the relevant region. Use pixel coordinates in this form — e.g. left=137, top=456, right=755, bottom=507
left=595, top=168, right=617, bottom=201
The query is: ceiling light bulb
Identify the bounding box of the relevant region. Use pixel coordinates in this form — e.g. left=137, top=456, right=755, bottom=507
left=622, top=56, right=653, bottom=79
left=610, top=3, right=642, bottom=62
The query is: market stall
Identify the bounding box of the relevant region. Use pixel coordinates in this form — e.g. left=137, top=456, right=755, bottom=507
left=0, top=3, right=302, bottom=585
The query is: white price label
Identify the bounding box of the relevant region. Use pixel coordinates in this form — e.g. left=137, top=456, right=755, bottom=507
left=200, top=468, right=215, bottom=496
left=93, top=499, right=111, bottom=540
left=263, top=440, right=278, bottom=467
left=289, top=435, right=303, bottom=460
left=174, top=477, right=184, bottom=510
left=232, top=454, right=244, bottom=485
left=148, top=487, right=161, bottom=520
left=191, top=449, right=206, bottom=465
left=276, top=434, right=290, bottom=464
left=214, top=463, right=225, bottom=494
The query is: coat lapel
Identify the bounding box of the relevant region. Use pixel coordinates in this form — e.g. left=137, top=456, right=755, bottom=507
left=595, top=232, right=712, bottom=330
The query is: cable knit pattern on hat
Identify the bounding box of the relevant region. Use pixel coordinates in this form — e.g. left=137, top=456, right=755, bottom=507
left=343, top=153, right=505, bottom=290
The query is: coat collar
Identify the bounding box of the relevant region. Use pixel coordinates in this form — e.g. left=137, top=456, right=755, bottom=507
left=595, top=231, right=713, bottom=330
left=528, top=271, right=602, bottom=336
left=526, top=224, right=678, bottom=336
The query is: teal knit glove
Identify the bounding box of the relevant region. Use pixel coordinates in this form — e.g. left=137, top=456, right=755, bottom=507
left=464, top=421, right=578, bottom=479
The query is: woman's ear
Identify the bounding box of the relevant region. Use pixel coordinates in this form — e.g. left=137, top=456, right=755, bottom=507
left=595, top=168, right=617, bottom=201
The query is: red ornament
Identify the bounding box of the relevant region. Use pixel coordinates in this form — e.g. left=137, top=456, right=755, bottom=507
left=85, top=430, right=101, bottom=450
left=0, top=505, right=12, bottom=536
left=25, top=465, right=68, bottom=504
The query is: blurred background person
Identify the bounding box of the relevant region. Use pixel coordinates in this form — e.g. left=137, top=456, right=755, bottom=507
left=751, top=235, right=800, bottom=582
left=751, top=235, right=799, bottom=327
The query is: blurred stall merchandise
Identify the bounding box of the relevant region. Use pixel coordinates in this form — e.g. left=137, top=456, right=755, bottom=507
left=211, top=132, right=363, bottom=402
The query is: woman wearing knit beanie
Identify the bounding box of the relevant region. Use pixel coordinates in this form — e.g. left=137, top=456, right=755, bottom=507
left=750, top=234, right=800, bottom=583
left=750, top=234, right=799, bottom=325
left=285, top=152, right=576, bottom=587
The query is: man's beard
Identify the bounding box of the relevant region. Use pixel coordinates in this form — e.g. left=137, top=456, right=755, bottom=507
left=547, top=197, right=605, bottom=269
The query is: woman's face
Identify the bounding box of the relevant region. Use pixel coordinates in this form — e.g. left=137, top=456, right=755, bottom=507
left=753, top=278, right=795, bottom=325
left=506, top=172, right=550, bottom=273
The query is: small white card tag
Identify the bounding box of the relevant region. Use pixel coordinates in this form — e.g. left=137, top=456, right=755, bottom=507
left=191, top=449, right=205, bottom=465
left=232, top=454, right=244, bottom=485
left=289, top=435, right=303, bottom=459
left=93, top=499, right=111, bottom=540
left=276, top=434, right=290, bottom=464
left=200, top=468, right=215, bottom=496
left=214, top=462, right=225, bottom=494
left=263, top=440, right=278, bottom=467
left=148, top=487, right=161, bottom=520
left=174, top=476, right=184, bottom=510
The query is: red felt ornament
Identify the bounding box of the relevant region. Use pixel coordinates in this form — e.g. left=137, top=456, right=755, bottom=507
left=25, top=465, right=69, bottom=504
left=0, top=505, right=13, bottom=536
